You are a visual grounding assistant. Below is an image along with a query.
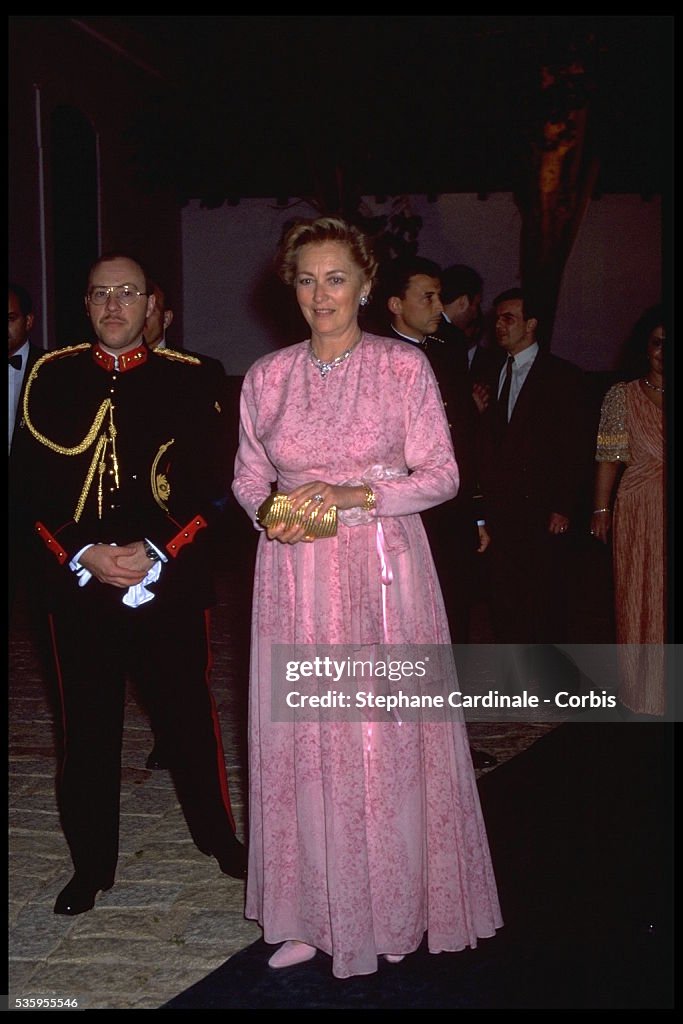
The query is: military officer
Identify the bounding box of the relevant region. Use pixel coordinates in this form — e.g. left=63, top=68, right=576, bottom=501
left=19, top=253, right=246, bottom=915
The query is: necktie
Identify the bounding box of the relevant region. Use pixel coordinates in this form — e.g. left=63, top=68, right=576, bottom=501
left=9, top=353, right=22, bottom=370
left=498, top=355, right=514, bottom=425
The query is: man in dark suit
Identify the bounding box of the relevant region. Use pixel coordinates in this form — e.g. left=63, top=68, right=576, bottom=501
left=439, top=264, right=503, bottom=414
left=477, top=288, right=589, bottom=661
left=379, top=255, right=497, bottom=770
left=17, top=254, right=246, bottom=916
left=9, top=281, right=45, bottom=611
left=439, top=264, right=483, bottom=357
left=8, top=281, right=41, bottom=448
left=143, top=279, right=176, bottom=353
left=465, top=310, right=504, bottom=390
left=380, top=257, right=490, bottom=636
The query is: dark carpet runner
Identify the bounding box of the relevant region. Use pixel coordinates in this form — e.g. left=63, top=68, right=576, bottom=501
left=163, top=723, right=674, bottom=1009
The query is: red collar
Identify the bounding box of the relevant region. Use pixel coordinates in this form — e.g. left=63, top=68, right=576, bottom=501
left=92, top=342, right=148, bottom=373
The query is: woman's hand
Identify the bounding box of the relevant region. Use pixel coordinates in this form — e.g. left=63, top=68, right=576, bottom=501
left=266, top=481, right=369, bottom=544
left=590, top=509, right=612, bottom=544
left=265, top=520, right=315, bottom=545
left=591, top=461, right=618, bottom=544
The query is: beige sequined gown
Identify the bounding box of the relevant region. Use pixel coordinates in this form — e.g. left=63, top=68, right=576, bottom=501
left=596, top=380, right=666, bottom=714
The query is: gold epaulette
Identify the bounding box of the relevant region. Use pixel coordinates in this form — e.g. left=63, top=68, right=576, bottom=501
left=32, top=343, right=91, bottom=371
left=23, top=344, right=102, bottom=453
left=153, top=347, right=201, bottom=365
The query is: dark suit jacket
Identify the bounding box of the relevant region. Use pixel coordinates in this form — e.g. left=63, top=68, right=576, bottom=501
left=387, top=325, right=482, bottom=590
left=426, top=328, right=478, bottom=517
left=164, top=345, right=232, bottom=511
left=477, top=348, right=590, bottom=530
left=468, top=343, right=504, bottom=388
left=432, top=318, right=469, bottom=375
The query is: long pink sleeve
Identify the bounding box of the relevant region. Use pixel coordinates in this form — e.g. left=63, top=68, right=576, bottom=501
left=232, top=333, right=459, bottom=524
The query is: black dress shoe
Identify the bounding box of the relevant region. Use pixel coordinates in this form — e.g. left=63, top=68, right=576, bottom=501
left=470, top=747, right=498, bottom=770
left=54, top=874, right=113, bottom=916
left=145, top=743, right=171, bottom=770
left=213, top=836, right=248, bottom=880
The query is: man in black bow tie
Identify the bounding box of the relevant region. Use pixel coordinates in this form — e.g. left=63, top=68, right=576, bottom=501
left=8, top=281, right=40, bottom=452
left=15, top=254, right=247, bottom=916
left=9, top=281, right=45, bottom=613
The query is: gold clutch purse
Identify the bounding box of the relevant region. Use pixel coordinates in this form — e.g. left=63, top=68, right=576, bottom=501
left=256, top=492, right=338, bottom=538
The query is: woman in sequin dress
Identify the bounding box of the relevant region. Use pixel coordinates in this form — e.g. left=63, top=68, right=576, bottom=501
left=591, top=305, right=666, bottom=715
left=232, top=217, right=502, bottom=978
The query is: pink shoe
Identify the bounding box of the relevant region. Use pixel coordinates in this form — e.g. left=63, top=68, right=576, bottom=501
left=383, top=954, right=405, bottom=963
left=268, top=940, right=317, bottom=969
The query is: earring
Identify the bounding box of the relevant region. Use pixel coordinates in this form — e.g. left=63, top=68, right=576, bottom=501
left=359, top=295, right=368, bottom=307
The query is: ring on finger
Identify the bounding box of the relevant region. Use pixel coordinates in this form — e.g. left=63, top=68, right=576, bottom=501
left=312, top=493, right=324, bottom=503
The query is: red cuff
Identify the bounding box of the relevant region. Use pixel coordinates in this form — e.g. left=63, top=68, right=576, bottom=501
left=166, top=515, right=208, bottom=558
left=35, top=521, right=68, bottom=565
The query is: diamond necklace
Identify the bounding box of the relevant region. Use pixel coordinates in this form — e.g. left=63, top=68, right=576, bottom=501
left=309, top=332, right=362, bottom=379
left=643, top=378, right=664, bottom=393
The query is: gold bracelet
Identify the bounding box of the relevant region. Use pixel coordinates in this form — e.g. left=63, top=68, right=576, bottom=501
left=361, top=483, right=376, bottom=512
left=592, top=508, right=611, bottom=514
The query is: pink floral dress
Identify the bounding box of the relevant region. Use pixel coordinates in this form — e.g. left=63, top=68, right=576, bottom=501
left=233, top=332, right=502, bottom=978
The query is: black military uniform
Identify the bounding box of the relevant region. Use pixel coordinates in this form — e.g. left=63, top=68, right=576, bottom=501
left=19, top=340, right=244, bottom=898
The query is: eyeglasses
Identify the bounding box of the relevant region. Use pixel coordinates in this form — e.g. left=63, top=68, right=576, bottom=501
left=87, top=284, right=148, bottom=306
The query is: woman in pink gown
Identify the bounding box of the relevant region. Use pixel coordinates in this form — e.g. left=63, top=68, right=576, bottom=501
left=232, top=216, right=502, bottom=978
left=591, top=305, right=666, bottom=715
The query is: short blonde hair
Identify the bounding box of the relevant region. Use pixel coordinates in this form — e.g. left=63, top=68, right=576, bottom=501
left=276, top=216, right=378, bottom=292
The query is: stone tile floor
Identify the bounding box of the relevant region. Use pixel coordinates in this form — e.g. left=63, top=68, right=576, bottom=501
left=7, top=541, right=560, bottom=1011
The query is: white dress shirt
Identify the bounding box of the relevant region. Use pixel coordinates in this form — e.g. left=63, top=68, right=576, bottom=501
left=8, top=339, right=30, bottom=453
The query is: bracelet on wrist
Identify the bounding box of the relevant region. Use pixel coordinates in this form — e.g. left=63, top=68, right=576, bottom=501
left=592, top=508, right=611, bottom=515
left=361, top=483, right=376, bottom=513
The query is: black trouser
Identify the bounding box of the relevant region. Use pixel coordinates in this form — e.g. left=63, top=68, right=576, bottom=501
left=485, top=505, right=580, bottom=698
left=421, top=500, right=480, bottom=644
left=486, top=507, right=570, bottom=644
left=50, top=589, right=237, bottom=883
